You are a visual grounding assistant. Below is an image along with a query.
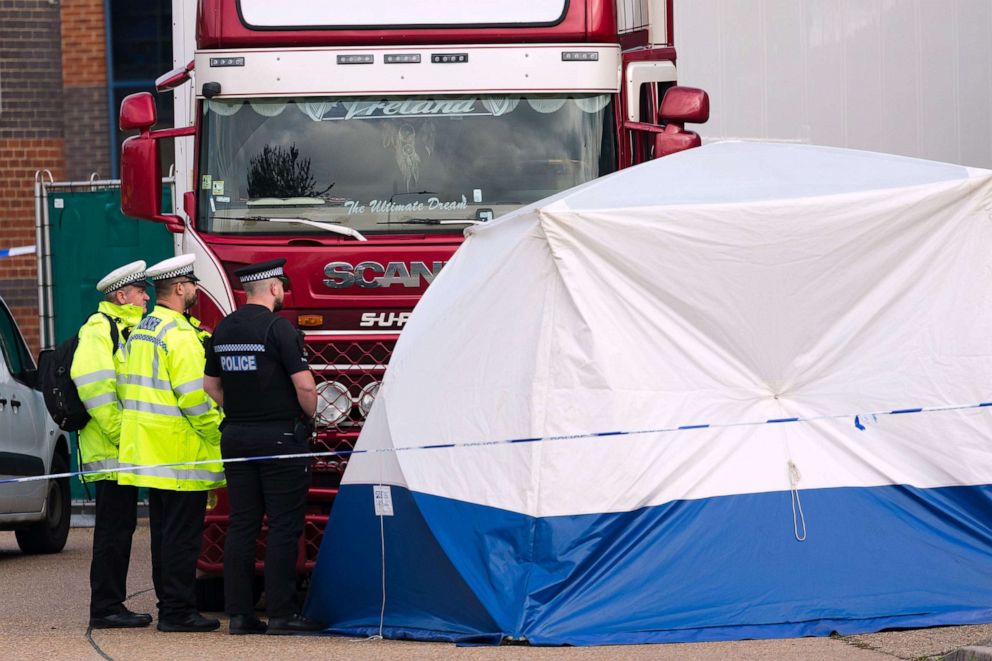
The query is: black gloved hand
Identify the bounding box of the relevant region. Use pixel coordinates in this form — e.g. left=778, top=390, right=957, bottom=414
left=294, top=416, right=315, bottom=445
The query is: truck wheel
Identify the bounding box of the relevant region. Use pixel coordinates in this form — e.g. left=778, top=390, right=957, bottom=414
left=15, top=453, right=71, bottom=554
left=195, top=576, right=225, bottom=612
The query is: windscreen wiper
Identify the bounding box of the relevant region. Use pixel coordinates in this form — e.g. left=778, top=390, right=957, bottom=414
left=376, top=218, right=483, bottom=226
left=213, top=215, right=368, bottom=241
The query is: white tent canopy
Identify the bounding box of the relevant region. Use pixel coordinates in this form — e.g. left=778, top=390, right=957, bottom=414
left=307, top=142, right=992, bottom=645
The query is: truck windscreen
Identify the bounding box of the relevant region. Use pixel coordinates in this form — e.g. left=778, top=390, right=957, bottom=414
left=197, top=94, right=616, bottom=236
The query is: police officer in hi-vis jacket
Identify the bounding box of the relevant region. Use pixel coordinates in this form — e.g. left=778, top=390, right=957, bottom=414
left=71, top=260, right=151, bottom=629
left=118, top=254, right=225, bottom=633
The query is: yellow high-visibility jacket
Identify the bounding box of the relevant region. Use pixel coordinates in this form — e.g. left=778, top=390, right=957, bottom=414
left=185, top=313, right=211, bottom=346
left=69, top=301, right=143, bottom=482
left=118, top=305, right=224, bottom=491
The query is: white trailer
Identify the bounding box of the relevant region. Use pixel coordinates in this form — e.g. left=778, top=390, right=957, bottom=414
left=674, top=0, right=992, bottom=168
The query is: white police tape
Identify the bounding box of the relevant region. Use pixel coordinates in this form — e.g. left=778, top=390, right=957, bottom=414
left=0, top=245, right=36, bottom=258
left=1, top=400, right=990, bottom=486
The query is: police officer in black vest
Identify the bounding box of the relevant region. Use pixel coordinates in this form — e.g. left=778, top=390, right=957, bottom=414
left=203, top=259, right=324, bottom=635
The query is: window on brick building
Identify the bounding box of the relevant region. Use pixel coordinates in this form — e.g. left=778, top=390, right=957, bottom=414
left=108, top=0, right=174, bottom=177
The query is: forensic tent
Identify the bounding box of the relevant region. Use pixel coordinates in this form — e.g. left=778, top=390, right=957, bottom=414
left=305, top=142, right=992, bottom=645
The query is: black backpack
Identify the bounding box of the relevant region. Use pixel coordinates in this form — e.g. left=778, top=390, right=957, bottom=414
left=38, top=312, right=119, bottom=432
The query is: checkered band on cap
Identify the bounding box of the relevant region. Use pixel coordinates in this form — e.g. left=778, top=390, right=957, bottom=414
left=151, top=265, right=195, bottom=281
left=100, top=270, right=147, bottom=293
left=239, top=266, right=284, bottom=283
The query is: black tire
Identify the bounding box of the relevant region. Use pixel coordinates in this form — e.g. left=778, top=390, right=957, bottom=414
left=195, top=575, right=225, bottom=612
left=15, top=453, right=71, bottom=554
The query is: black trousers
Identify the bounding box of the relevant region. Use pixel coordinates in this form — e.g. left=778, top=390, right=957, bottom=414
left=221, top=421, right=310, bottom=618
left=89, top=480, right=138, bottom=618
left=148, top=488, right=207, bottom=621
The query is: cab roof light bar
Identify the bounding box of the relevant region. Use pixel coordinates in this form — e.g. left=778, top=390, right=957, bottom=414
left=431, top=53, right=468, bottom=63
left=338, top=54, right=374, bottom=65
left=384, top=53, right=421, bottom=64
left=562, top=51, right=599, bottom=61
left=209, top=57, right=245, bottom=67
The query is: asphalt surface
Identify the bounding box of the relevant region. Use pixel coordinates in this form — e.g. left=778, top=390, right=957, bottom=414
left=1, top=523, right=990, bottom=661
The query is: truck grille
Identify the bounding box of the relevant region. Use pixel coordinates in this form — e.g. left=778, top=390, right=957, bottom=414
left=197, top=334, right=397, bottom=575
left=309, top=335, right=395, bottom=474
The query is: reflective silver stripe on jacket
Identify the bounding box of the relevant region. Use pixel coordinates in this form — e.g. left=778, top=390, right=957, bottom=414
left=121, top=399, right=182, bottom=417
left=81, top=458, right=119, bottom=472
left=118, top=463, right=224, bottom=482
left=181, top=401, right=212, bottom=417
left=151, top=321, right=178, bottom=381
left=73, top=369, right=116, bottom=387
left=155, top=321, right=177, bottom=341
left=118, top=373, right=173, bottom=391
left=174, top=378, right=204, bottom=396
left=83, top=392, right=118, bottom=410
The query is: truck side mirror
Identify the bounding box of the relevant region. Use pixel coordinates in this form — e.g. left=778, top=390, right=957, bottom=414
left=119, top=93, right=186, bottom=233
left=654, top=87, right=709, bottom=158
left=120, top=92, right=157, bottom=131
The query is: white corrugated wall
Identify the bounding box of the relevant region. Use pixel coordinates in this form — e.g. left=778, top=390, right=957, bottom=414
left=674, top=0, right=992, bottom=168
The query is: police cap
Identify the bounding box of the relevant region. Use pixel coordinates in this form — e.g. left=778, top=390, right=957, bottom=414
left=146, top=254, right=200, bottom=283
left=235, top=258, right=289, bottom=287
left=96, top=260, right=148, bottom=293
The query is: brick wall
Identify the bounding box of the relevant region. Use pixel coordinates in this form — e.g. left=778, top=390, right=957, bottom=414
left=0, top=0, right=66, bottom=353
left=64, top=85, right=111, bottom=179
left=61, top=0, right=110, bottom=180
left=0, top=0, right=113, bottom=353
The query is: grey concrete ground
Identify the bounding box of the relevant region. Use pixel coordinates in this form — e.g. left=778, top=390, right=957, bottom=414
left=0, top=523, right=989, bottom=660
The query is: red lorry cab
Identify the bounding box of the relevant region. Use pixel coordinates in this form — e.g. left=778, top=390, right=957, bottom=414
left=119, top=0, right=707, bottom=607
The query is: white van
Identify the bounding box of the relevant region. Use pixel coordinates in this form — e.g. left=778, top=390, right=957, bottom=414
left=0, top=296, right=70, bottom=553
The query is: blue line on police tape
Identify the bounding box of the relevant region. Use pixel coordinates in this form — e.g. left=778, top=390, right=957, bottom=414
left=1, top=400, right=989, bottom=486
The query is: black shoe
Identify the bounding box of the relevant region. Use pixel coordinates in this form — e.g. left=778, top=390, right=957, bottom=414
left=229, top=614, right=267, bottom=635
left=156, top=612, right=221, bottom=632
left=265, top=614, right=325, bottom=635
left=90, top=610, right=153, bottom=629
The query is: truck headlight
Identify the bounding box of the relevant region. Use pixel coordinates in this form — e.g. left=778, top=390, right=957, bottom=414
left=315, top=380, right=351, bottom=427
left=358, top=381, right=380, bottom=417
